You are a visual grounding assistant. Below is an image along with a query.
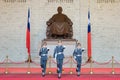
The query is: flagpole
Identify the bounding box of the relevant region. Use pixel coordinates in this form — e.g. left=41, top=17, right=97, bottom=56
left=88, top=0, right=90, bottom=9
left=86, top=0, right=92, bottom=63
left=25, top=8, right=32, bottom=63
left=25, top=55, right=32, bottom=63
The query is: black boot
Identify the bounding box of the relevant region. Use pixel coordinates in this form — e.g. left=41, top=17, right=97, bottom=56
left=58, top=73, right=61, bottom=79
left=77, top=72, right=80, bottom=76
left=42, top=72, right=45, bottom=77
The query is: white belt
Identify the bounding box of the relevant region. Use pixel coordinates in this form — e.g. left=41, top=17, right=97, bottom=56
left=41, top=54, right=47, bottom=56
left=76, top=55, right=81, bottom=56
left=57, top=52, right=62, bottom=54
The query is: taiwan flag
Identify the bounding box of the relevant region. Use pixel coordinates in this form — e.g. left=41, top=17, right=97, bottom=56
left=87, top=10, right=92, bottom=62
left=26, top=8, right=30, bottom=55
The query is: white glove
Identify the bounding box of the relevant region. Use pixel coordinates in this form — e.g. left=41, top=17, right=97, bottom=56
left=47, top=48, right=50, bottom=51
left=82, top=48, right=85, bottom=50
left=74, top=56, right=76, bottom=59
left=82, top=48, right=85, bottom=51
left=39, top=56, right=41, bottom=59
left=54, top=58, right=56, bottom=63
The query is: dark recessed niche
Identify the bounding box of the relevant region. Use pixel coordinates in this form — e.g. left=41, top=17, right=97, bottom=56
left=2, top=0, right=26, bottom=3
left=47, top=0, right=74, bottom=3
left=97, top=0, right=119, bottom=3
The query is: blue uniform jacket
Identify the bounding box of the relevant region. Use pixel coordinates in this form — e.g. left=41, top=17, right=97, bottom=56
left=53, top=45, right=65, bottom=60
left=73, top=48, right=84, bottom=60
left=39, top=47, right=49, bottom=60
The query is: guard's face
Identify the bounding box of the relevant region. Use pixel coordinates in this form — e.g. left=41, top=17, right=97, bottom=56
left=58, top=42, right=62, bottom=45
left=77, top=45, right=81, bottom=49
left=43, top=44, right=47, bottom=47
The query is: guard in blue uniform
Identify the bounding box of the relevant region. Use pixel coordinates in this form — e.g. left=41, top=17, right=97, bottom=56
left=39, top=42, right=49, bottom=77
left=73, top=43, right=84, bottom=76
left=53, top=40, right=65, bottom=78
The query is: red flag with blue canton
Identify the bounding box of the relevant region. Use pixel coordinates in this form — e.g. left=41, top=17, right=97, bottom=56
left=87, top=9, right=92, bottom=61
left=26, top=8, right=30, bottom=55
